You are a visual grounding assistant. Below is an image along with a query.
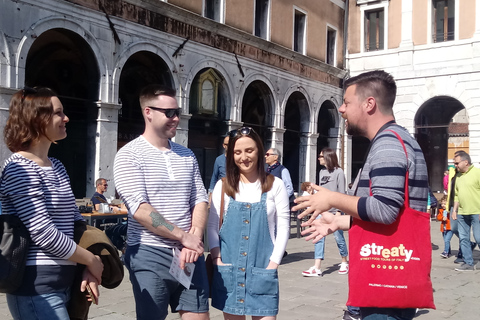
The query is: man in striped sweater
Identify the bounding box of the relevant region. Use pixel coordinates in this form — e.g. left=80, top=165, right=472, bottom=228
left=293, top=70, right=430, bottom=320
left=114, top=84, right=209, bottom=320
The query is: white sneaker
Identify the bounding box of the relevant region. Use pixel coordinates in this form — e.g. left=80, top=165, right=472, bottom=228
left=339, top=262, right=349, bottom=275
left=302, top=266, right=322, bottom=277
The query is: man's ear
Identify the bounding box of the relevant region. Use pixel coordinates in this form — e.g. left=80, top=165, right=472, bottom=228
left=364, top=96, right=377, bottom=114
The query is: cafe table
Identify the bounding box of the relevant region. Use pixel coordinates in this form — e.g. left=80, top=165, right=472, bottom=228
left=81, top=211, right=128, bottom=226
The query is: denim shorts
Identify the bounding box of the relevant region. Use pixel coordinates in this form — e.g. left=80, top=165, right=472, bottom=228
left=6, top=288, right=71, bottom=320
left=125, top=244, right=209, bottom=320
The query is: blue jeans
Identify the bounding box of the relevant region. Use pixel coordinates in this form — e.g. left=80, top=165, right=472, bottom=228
left=6, top=288, right=71, bottom=320
left=314, top=215, right=348, bottom=259
left=125, top=244, right=209, bottom=320
left=442, top=230, right=453, bottom=254
left=334, top=229, right=348, bottom=257
left=360, top=307, right=416, bottom=320
left=457, top=214, right=480, bottom=266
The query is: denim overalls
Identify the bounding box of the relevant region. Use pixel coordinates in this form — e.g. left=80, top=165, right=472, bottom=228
left=211, top=192, right=279, bottom=316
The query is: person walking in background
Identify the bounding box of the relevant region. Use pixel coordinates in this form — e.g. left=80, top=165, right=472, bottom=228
left=265, top=147, right=294, bottom=201
left=443, top=170, right=449, bottom=195
left=114, top=84, right=209, bottom=320
left=208, top=127, right=290, bottom=320
left=452, top=150, right=480, bottom=271
left=300, top=182, right=315, bottom=196
left=437, top=196, right=453, bottom=258
left=0, top=87, right=103, bottom=319
left=293, top=70, right=433, bottom=319
left=209, top=135, right=229, bottom=196
left=302, top=147, right=349, bottom=277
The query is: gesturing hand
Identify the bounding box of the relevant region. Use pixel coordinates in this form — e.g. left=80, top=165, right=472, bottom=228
left=301, top=211, right=341, bottom=243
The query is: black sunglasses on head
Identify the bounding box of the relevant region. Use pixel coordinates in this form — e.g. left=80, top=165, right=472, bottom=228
left=21, top=86, right=38, bottom=103
left=228, top=127, right=254, bottom=138
left=147, top=106, right=181, bottom=118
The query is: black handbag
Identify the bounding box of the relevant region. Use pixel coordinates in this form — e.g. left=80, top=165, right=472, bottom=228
left=0, top=214, right=30, bottom=293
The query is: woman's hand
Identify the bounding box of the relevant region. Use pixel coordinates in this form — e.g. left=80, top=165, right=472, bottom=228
left=81, top=269, right=100, bottom=304
left=266, top=261, right=279, bottom=270
left=87, top=255, right=104, bottom=285
left=213, top=256, right=230, bottom=266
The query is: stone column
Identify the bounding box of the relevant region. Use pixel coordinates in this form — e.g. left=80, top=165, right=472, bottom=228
left=268, top=127, right=286, bottom=153
left=0, top=87, right=16, bottom=164
left=475, top=0, right=480, bottom=38
left=303, top=132, right=319, bottom=184
left=400, top=0, right=414, bottom=47
left=89, top=102, right=121, bottom=197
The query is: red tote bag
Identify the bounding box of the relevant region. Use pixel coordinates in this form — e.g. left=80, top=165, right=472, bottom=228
left=347, top=130, right=435, bottom=309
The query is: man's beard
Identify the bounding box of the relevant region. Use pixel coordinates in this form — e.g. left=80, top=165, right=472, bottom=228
left=346, top=120, right=366, bottom=137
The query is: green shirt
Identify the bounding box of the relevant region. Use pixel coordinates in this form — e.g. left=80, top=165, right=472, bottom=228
left=454, top=165, right=480, bottom=215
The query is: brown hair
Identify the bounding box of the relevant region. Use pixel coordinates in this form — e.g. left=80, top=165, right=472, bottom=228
left=139, top=84, right=176, bottom=109
left=4, top=87, right=57, bottom=152
left=321, top=147, right=341, bottom=172
left=224, top=127, right=273, bottom=198
left=300, top=182, right=311, bottom=192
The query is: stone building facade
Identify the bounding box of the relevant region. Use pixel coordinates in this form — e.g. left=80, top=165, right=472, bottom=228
left=0, top=0, right=347, bottom=197
left=346, top=0, right=480, bottom=192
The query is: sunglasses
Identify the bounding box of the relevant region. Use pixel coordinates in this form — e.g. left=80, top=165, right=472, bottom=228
left=228, top=127, right=254, bottom=138
left=265, top=152, right=277, bottom=157
left=21, top=86, right=38, bottom=103
left=147, top=106, right=181, bottom=118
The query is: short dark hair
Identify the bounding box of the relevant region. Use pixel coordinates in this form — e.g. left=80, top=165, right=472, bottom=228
left=4, top=87, right=57, bottom=152
left=96, top=178, right=106, bottom=186
left=321, top=147, right=341, bottom=172
left=344, top=70, right=397, bottom=115
left=139, top=84, right=176, bottom=109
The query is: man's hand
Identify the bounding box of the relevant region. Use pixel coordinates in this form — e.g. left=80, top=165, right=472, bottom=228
left=179, top=232, right=204, bottom=255
left=301, top=212, right=351, bottom=243
left=293, top=184, right=333, bottom=223
left=452, top=211, right=457, bottom=220
left=180, top=247, right=200, bottom=269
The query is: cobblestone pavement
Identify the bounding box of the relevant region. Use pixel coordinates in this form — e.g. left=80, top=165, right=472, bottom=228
left=1, top=219, right=479, bottom=319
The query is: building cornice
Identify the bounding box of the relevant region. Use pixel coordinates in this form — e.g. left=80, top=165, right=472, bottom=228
left=63, top=0, right=347, bottom=86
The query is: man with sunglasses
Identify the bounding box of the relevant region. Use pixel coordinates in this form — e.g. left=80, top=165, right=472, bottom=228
left=265, top=148, right=294, bottom=200
left=114, top=84, right=209, bottom=320
left=451, top=150, right=480, bottom=271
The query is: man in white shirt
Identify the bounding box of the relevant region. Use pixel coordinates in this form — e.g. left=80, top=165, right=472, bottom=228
left=114, top=84, right=209, bottom=320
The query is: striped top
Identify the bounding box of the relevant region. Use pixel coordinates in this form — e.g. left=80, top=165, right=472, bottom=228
left=0, top=154, right=82, bottom=266
left=114, top=136, right=208, bottom=248
left=356, top=125, right=429, bottom=224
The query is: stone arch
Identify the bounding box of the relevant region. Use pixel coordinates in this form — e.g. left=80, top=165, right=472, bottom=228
left=15, top=16, right=107, bottom=99
left=280, top=85, right=312, bottom=132
left=0, top=31, right=11, bottom=86
left=415, top=95, right=467, bottom=192
left=282, top=89, right=311, bottom=192
left=237, top=73, right=277, bottom=126
left=185, top=64, right=233, bottom=189
left=112, top=42, right=177, bottom=106
left=115, top=47, right=175, bottom=149
left=184, top=59, right=234, bottom=119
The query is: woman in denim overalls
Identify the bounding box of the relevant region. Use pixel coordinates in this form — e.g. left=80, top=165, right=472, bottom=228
left=207, top=127, right=290, bottom=320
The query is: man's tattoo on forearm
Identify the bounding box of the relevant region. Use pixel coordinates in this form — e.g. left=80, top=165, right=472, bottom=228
left=150, top=211, right=174, bottom=232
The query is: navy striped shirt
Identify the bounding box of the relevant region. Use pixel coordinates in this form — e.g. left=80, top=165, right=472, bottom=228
left=0, top=154, right=82, bottom=266
left=113, top=136, right=208, bottom=248
left=357, top=125, right=429, bottom=224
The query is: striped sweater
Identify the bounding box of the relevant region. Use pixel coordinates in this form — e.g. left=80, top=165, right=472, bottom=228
left=0, top=154, right=82, bottom=266
left=113, top=136, right=208, bottom=248
left=357, top=125, right=429, bottom=224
